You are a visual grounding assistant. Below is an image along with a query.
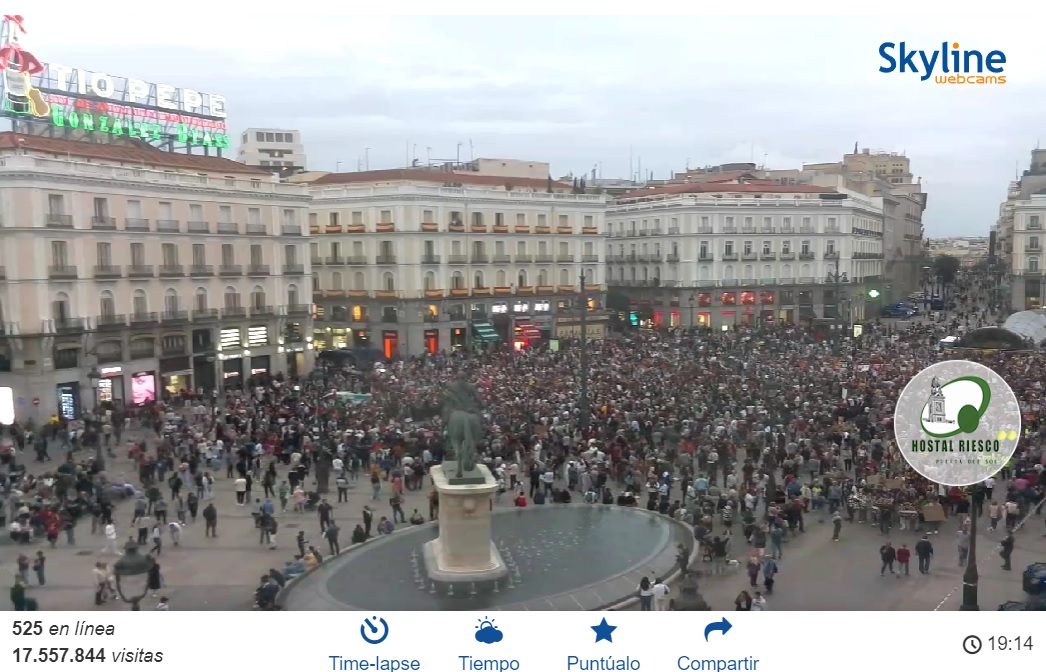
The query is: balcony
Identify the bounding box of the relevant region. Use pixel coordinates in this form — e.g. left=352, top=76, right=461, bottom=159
left=217, top=222, right=240, bottom=235
left=48, top=265, right=78, bottom=279
left=470, top=224, right=487, bottom=233
left=248, top=264, right=271, bottom=276
left=380, top=312, right=399, bottom=323
left=583, top=226, right=599, bottom=235
left=283, top=264, right=306, bottom=275
left=346, top=255, right=367, bottom=265
left=94, top=265, right=122, bottom=279
left=449, top=287, right=470, bottom=297
left=781, top=226, right=795, bottom=234
left=741, top=226, right=756, bottom=234
left=375, top=255, right=397, bottom=265
left=376, top=222, right=396, bottom=233
left=222, top=306, right=247, bottom=318
left=46, top=214, right=73, bottom=229
left=345, top=224, right=365, bottom=234
left=91, top=216, right=116, bottom=230
left=424, top=312, right=444, bottom=321
left=192, top=308, right=219, bottom=321
left=556, top=255, right=574, bottom=263
left=251, top=305, right=274, bottom=316
left=760, top=252, right=777, bottom=261
left=722, top=226, right=737, bottom=234
left=162, top=310, right=189, bottom=323
left=325, top=255, right=345, bottom=266
left=286, top=304, right=311, bottom=315
left=128, top=265, right=154, bottom=278
left=130, top=311, right=158, bottom=325
left=282, top=224, right=303, bottom=236
left=666, top=253, right=680, bottom=262
left=798, top=252, right=816, bottom=260
left=421, top=222, right=439, bottom=232
left=853, top=252, right=884, bottom=260
left=721, top=252, right=739, bottom=261
left=125, top=218, right=151, bottom=232
left=697, top=225, right=713, bottom=234
left=246, top=223, right=267, bottom=235
left=514, top=225, right=531, bottom=234
left=472, top=287, right=492, bottom=296
left=375, top=290, right=398, bottom=300
left=421, top=255, right=442, bottom=264
left=535, top=226, right=552, bottom=234
left=157, top=219, right=181, bottom=233
left=536, top=254, right=554, bottom=263
left=187, top=220, right=210, bottom=234
left=311, top=256, right=324, bottom=266
left=159, top=264, right=185, bottom=277
left=96, top=313, right=126, bottom=329
left=448, top=255, right=468, bottom=264
left=761, top=226, right=776, bottom=234
left=698, top=254, right=714, bottom=262
left=825, top=226, right=841, bottom=234
left=742, top=252, right=758, bottom=261
left=556, top=226, right=573, bottom=235
left=424, top=289, right=445, bottom=299
left=799, top=225, right=816, bottom=233
left=190, top=264, right=214, bottom=277
left=779, top=252, right=795, bottom=260
left=449, top=222, right=465, bottom=233
left=1025, top=245, right=1042, bottom=253
left=515, top=254, right=532, bottom=263
left=54, top=317, right=87, bottom=332
left=493, top=254, right=511, bottom=264
left=582, top=254, right=600, bottom=263
left=220, top=264, right=243, bottom=276
left=493, top=225, right=509, bottom=234
left=471, top=254, right=489, bottom=264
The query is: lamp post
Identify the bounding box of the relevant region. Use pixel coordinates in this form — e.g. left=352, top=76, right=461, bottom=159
left=959, top=492, right=980, bottom=610
left=825, top=253, right=849, bottom=341
left=86, top=366, right=104, bottom=471
left=112, top=540, right=153, bottom=611
left=688, top=294, right=695, bottom=331
left=577, top=272, right=590, bottom=432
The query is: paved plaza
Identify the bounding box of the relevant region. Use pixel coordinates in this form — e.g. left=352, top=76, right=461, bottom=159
left=3, top=437, right=1042, bottom=612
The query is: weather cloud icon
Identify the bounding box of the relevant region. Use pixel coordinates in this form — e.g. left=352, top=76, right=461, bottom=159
left=475, top=618, right=503, bottom=644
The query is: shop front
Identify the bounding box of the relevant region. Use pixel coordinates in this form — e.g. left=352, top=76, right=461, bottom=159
left=222, top=356, right=245, bottom=389
left=381, top=330, right=399, bottom=359
left=423, top=329, right=439, bottom=354
left=354, top=329, right=371, bottom=349
left=130, top=371, right=158, bottom=407
left=450, top=327, right=467, bottom=351
left=249, top=355, right=272, bottom=380
left=472, top=321, right=500, bottom=348
left=193, top=355, right=216, bottom=392
left=512, top=319, right=543, bottom=350
left=160, top=355, right=192, bottom=396
left=97, top=366, right=125, bottom=408
left=55, top=382, right=80, bottom=421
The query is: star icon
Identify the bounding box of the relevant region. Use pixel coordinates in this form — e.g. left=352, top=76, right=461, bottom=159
left=591, top=617, right=617, bottom=643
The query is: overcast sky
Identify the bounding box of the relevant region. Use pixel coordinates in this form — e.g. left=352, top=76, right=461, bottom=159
left=24, top=10, right=1046, bottom=237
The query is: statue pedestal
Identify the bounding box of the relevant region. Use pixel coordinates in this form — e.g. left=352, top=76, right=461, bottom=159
left=422, top=464, right=508, bottom=584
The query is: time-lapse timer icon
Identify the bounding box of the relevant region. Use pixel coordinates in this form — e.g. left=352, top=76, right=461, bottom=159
left=360, top=616, right=389, bottom=644
left=475, top=617, right=503, bottom=644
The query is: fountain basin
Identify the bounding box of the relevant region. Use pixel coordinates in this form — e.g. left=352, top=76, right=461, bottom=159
left=280, top=504, right=690, bottom=611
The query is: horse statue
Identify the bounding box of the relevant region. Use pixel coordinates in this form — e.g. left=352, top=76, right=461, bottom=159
left=443, top=379, right=484, bottom=479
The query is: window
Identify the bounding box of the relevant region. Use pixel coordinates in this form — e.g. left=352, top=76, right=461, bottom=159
left=256, top=132, right=264, bottom=142
left=283, top=209, right=296, bottom=226
left=287, top=285, right=299, bottom=306
left=159, top=201, right=172, bottom=220
left=265, top=132, right=275, bottom=142
left=1031, top=236, right=1041, bottom=250
left=827, top=217, right=837, bottom=230
left=250, top=245, right=263, bottom=265
left=352, top=211, right=363, bottom=225
left=495, top=213, right=505, bottom=227
left=224, top=287, right=240, bottom=308
left=130, top=243, right=145, bottom=267
left=132, top=289, right=148, bottom=315
left=451, top=272, right=464, bottom=289
left=423, top=209, right=434, bottom=223
left=164, top=289, right=179, bottom=314
left=559, top=214, right=569, bottom=228
left=96, top=242, right=112, bottom=266
left=380, top=210, right=392, bottom=223
left=99, top=291, right=115, bottom=317
left=800, top=240, right=811, bottom=255
left=221, top=244, right=235, bottom=265
left=192, top=244, right=206, bottom=266
left=383, top=273, right=395, bottom=291
left=1031, top=215, right=1041, bottom=229
left=48, top=193, right=65, bottom=214
left=473, top=271, right=484, bottom=288
left=762, top=240, right=772, bottom=255
left=724, top=242, right=734, bottom=255
left=585, top=215, right=594, bottom=227
left=826, top=240, right=836, bottom=256
left=744, top=216, right=753, bottom=229
left=52, top=292, right=70, bottom=321
left=699, top=242, right=709, bottom=258
left=284, top=245, right=298, bottom=265
left=802, top=217, right=811, bottom=229
left=782, top=216, right=792, bottom=229
left=516, top=213, right=526, bottom=226
left=51, top=240, right=68, bottom=267
left=1031, top=257, right=1040, bottom=271
left=189, top=203, right=203, bottom=221
left=161, top=243, right=179, bottom=265
left=743, top=241, right=753, bottom=255
left=219, top=205, right=233, bottom=223
left=127, top=200, right=142, bottom=218
left=762, top=216, right=772, bottom=229
left=537, top=214, right=546, bottom=226
left=251, top=286, right=266, bottom=308
left=247, top=208, right=261, bottom=225
left=782, top=241, right=791, bottom=254
left=93, top=197, right=108, bottom=217
left=309, top=212, right=318, bottom=228
left=195, top=288, right=208, bottom=312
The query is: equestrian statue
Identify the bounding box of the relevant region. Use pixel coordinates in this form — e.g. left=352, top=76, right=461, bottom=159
left=443, top=379, right=484, bottom=479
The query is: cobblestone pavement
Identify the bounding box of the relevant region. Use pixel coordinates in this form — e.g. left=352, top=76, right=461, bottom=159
left=3, top=438, right=1042, bottom=611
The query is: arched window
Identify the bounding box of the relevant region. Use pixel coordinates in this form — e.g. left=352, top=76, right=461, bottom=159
left=424, top=271, right=436, bottom=290
left=537, top=269, right=547, bottom=286
left=742, top=265, right=754, bottom=280
left=331, top=271, right=343, bottom=290
left=473, top=271, right=484, bottom=289
left=52, top=291, right=70, bottom=322
left=800, top=263, right=812, bottom=278
left=382, top=272, right=395, bottom=291
left=722, top=265, right=735, bottom=281
left=496, top=270, right=506, bottom=287
left=164, top=288, right=179, bottom=314
left=353, top=271, right=365, bottom=290
left=99, top=290, right=115, bottom=317
left=559, top=268, right=569, bottom=286
left=194, top=287, right=208, bottom=312
left=251, top=285, right=266, bottom=309
left=1031, top=257, right=1040, bottom=271
left=132, top=289, right=147, bottom=316
left=781, top=264, right=793, bottom=278
left=584, top=268, right=593, bottom=285
left=451, top=272, right=464, bottom=289
left=311, top=273, right=320, bottom=291
left=642, top=267, right=649, bottom=281
left=518, top=269, right=528, bottom=287
left=224, top=286, right=239, bottom=308
left=287, top=284, right=299, bottom=307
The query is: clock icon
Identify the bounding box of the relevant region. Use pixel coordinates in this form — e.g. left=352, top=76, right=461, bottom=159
left=360, top=616, right=389, bottom=645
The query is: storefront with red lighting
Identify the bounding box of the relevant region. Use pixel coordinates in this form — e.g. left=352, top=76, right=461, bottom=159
left=513, top=319, right=543, bottom=350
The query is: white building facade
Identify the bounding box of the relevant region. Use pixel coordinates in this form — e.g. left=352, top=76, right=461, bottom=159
left=307, top=172, right=607, bottom=355
left=237, top=128, right=307, bottom=172
left=605, top=184, right=885, bottom=328
left=0, top=133, right=314, bottom=420
left=1008, top=193, right=1046, bottom=310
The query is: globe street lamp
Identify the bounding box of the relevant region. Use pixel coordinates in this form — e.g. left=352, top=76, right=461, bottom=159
left=959, top=493, right=980, bottom=611
left=112, top=540, right=153, bottom=611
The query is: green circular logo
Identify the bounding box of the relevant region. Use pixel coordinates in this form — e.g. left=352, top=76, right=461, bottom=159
left=894, top=360, right=1020, bottom=486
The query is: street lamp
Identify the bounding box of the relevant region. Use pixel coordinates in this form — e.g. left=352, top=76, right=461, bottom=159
left=960, top=492, right=980, bottom=610
left=87, top=366, right=101, bottom=416
left=577, top=271, right=590, bottom=432
left=825, top=253, right=849, bottom=339
left=112, top=540, right=153, bottom=611
left=688, top=294, right=695, bottom=331
left=86, top=366, right=105, bottom=471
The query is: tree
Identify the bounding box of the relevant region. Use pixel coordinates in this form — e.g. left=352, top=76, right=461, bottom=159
left=933, top=255, right=961, bottom=286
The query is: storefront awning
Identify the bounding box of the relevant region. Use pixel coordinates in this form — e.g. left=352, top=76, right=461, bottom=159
left=514, top=320, right=542, bottom=340
left=472, top=321, right=501, bottom=342
left=799, top=306, right=818, bottom=320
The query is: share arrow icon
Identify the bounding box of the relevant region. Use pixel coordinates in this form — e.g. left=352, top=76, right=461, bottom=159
left=703, top=618, right=732, bottom=642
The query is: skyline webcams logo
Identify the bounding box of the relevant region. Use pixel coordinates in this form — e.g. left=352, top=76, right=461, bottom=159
left=879, top=41, right=1007, bottom=85
left=895, top=360, right=1020, bottom=487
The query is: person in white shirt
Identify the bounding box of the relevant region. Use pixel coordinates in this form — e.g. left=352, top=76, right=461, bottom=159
left=651, top=577, right=670, bottom=611
left=751, top=591, right=768, bottom=611
left=102, top=524, right=118, bottom=555
left=167, top=521, right=183, bottom=546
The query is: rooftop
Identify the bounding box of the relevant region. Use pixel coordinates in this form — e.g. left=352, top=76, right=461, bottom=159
left=616, top=182, right=834, bottom=200
left=308, top=168, right=571, bottom=191
left=0, top=132, right=266, bottom=175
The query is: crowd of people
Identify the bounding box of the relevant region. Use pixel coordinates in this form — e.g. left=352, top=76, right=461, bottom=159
left=2, top=273, right=1045, bottom=612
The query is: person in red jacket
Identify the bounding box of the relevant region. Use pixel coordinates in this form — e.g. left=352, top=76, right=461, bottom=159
left=896, top=544, right=912, bottom=576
